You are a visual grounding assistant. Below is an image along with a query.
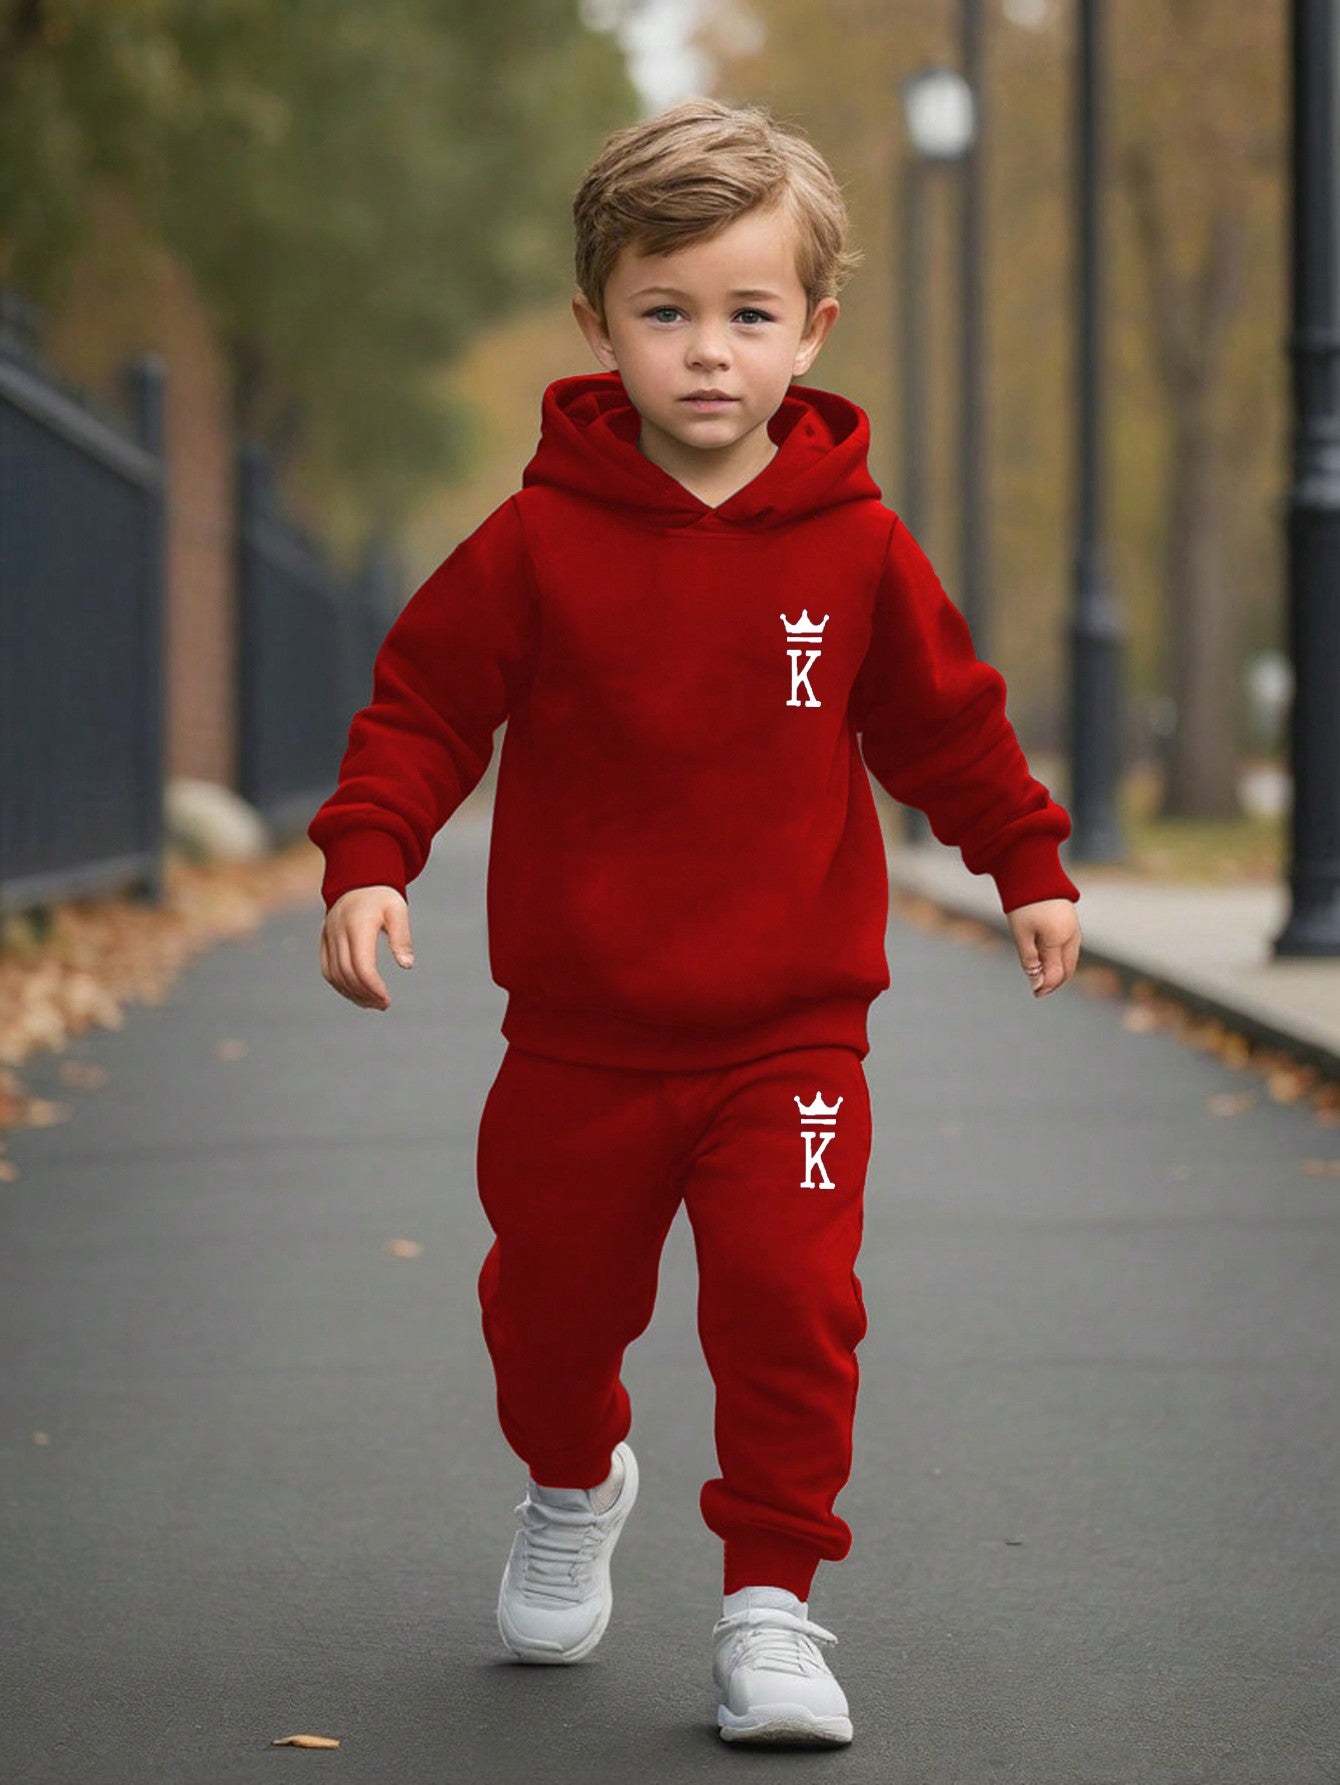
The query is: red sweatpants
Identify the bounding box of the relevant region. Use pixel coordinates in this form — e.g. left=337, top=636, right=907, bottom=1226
left=474, top=1042, right=872, bottom=1601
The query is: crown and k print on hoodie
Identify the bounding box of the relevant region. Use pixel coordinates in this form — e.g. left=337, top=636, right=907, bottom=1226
left=307, top=370, right=1081, bottom=1071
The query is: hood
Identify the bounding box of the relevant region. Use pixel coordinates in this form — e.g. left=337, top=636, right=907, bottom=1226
left=520, top=369, right=882, bottom=530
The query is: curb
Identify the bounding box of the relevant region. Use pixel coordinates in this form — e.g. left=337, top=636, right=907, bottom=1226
left=885, top=863, right=1340, bottom=1087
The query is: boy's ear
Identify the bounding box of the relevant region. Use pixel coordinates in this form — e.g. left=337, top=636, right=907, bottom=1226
left=793, top=297, right=840, bottom=378
left=572, top=293, right=618, bottom=371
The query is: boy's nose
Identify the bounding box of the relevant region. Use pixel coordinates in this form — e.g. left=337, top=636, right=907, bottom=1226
left=686, top=333, right=731, bottom=370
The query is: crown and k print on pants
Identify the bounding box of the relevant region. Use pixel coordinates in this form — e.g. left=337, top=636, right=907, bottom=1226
left=474, top=1042, right=872, bottom=1601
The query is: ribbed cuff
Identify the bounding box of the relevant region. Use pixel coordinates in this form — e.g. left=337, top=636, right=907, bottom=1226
left=317, top=829, right=408, bottom=910
left=989, top=833, right=1082, bottom=913
left=723, top=1532, right=827, bottom=1601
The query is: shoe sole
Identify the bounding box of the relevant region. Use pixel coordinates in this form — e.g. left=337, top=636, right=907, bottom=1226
left=718, top=1703, right=854, bottom=1745
left=496, top=1442, right=639, bottom=1665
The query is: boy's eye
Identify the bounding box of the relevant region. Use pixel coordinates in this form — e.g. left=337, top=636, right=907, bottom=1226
left=640, top=306, right=775, bottom=325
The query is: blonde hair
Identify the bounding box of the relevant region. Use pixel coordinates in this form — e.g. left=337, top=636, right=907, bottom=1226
left=573, top=97, right=863, bottom=326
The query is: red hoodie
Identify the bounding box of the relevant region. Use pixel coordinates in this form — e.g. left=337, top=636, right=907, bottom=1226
left=308, top=370, right=1080, bottom=1070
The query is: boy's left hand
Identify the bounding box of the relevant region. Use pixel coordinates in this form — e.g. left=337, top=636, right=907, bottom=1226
left=1006, top=898, right=1082, bottom=998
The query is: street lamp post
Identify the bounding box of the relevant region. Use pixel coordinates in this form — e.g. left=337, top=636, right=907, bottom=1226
left=1273, top=0, right=1340, bottom=956
left=959, top=0, right=989, bottom=661
left=899, top=126, right=931, bottom=547
left=898, top=64, right=977, bottom=847
left=1068, top=0, right=1126, bottom=862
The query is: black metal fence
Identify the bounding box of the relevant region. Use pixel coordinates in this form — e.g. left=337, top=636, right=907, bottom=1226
left=236, top=441, right=403, bottom=835
left=0, top=292, right=168, bottom=918
left=0, top=287, right=404, bottom=922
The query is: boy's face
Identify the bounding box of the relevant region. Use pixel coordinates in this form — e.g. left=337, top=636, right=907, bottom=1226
left=572, top=203, right=839, bottom=483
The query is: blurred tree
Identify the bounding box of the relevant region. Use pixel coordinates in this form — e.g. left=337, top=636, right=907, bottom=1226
left=1111, top=0, right=1278, bottom=819
left=694, top=0, right=1284, bottom=819
left=0, top=0, right=636, bottom=541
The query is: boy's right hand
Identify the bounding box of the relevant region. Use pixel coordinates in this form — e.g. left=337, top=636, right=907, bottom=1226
left=319, top=885, right=414, bottom=1012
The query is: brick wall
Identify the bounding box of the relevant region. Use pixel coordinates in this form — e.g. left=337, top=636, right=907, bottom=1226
left=43, top=187, right=237, bottom=788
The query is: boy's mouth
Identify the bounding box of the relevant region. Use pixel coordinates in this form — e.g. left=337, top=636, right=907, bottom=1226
left=682, top=391, right=739, bottom=410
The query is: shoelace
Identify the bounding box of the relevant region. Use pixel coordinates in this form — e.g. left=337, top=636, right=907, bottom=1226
left=713, top=1607, right=840, bottom=1678
left=511, top=1494, right=605, bottom=1606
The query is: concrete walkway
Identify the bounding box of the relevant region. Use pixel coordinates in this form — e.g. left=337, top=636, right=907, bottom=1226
left=887, top=834, right=1340, bottom=1078
left=3, top=809, right=1339, bottom=1783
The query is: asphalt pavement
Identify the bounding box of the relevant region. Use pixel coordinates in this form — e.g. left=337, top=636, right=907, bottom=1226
left=887, top=831, right=1340, bottom=1077
left=3, top=806, right=1339, bottom=1784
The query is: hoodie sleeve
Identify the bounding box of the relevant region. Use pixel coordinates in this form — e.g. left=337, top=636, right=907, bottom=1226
left=307, top=495, right=537, bottom=912
left=851, top=517, right=1080, bottom=914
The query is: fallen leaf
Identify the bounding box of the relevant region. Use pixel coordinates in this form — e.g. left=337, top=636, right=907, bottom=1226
left=215, top=1038, right=248, bottom=1061
left=1121, top=1006, right=1162, bottom=1033
left=1208, top=1091, right=1257, bottom=1116
left=269, top=1735, right=340, bottom=1749
left=944, top=917, right=989, bottom=947
left=1267, top=1065, right=1314, bottom=1105
left=888, top=891, right=943, bottom=931
left=0, top=1158, right=18, bottom=1182
left=58, top=1059, right=108, bottom=1089
left=32, top=1432, right=50, bottom=1445
left=1302, top=1159, right=1340, bottom=1178
left=23, top=1098, right=73, bottom=1128
left=0, top=1070, right=26, bottom=1124
left=1189, top=1016, right=1234, bottom=1052
left=1078, top=965, right=1122, bottom=997
left=383, top=1238, right=424, bottom=1258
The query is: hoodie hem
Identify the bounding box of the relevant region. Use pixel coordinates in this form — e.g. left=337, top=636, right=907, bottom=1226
left=499, top=993, right=872, bottom=1073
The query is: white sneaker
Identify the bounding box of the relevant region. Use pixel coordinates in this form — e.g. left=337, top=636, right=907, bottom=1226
left=496, top=1442, right=638, bottom=1663
left=712, top=1591, right=854, bottom=1745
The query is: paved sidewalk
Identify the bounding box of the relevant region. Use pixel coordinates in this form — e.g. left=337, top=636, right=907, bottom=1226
left=886, top=834, right=1340, bottom=1077
left=3, top=812, right=1339, bottom=1782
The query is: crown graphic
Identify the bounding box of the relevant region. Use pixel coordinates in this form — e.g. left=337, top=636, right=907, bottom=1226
left=794, top=1092, right=844, bottom=1120
left=780, top=610, right=829, bottom=637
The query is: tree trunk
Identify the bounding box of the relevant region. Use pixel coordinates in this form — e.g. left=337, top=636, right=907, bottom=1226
left=1120, top=141, right=1249, bottom=820
left=1162, top=407, right=1241, bottom=816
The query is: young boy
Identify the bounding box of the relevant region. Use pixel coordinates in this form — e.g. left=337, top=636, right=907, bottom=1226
left=308, top=97, right=1082, bottom=1747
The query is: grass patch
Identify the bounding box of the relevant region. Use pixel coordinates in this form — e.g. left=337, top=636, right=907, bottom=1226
left=1084, top=760, right=1287, bottom=885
